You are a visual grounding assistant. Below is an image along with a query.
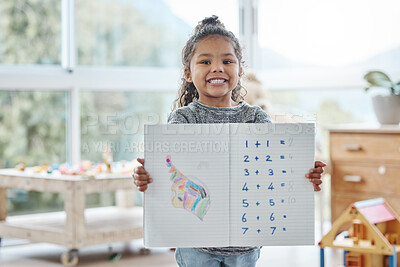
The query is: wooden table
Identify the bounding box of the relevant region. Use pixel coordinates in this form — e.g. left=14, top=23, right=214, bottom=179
left=0, top=169, right=143, bottom=266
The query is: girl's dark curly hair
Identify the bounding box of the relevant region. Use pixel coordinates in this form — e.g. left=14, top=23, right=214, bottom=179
left=173, top=15, right=245, bottom=109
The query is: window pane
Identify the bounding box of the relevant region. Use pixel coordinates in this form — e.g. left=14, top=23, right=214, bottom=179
left=258, top=0, right=400, bottom=70
left=266, top=89, right=375, bottom=157
left=80, top=91, right=176, bottom=209
left=268, top=89, right=374, bottom=122
left=0, top=90, right=67, bottom=215
left=0, top=91, right=67, bottom=167
left=0, top=0, right=61, bottom=65
left=76, top=0, right=238, bottom=67
left=81, top=91, right=175, bottom=161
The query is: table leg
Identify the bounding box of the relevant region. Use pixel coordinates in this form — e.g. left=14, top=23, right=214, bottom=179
left=0, top=187, right=6, bottom=221
left=64, top=182, right=86, bottom=249
left=0, top=187, right=6, bottom=249
left=116, top=190, right=135, bottom=208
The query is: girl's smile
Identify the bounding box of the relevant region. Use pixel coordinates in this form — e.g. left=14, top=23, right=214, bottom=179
left=207, top=78, right=227, bottom=85
left=185, top=35, right=242, bottom=108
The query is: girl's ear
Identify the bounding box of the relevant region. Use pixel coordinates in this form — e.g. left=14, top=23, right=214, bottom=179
left=238, top=67, right=243, bottom=78
left=184, top=69, right=192, bottom=82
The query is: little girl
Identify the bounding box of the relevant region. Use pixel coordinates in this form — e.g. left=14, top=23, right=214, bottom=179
left=133, top=15, right=326, bottom=267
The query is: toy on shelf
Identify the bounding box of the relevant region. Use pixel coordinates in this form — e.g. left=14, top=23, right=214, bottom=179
left=102, top=147, right=113, bottom=173
left=14, top=160, right=139, bottom=178
left=15, top=161, right=26, bottom=171
left=319, top=198, right=400, bottom=267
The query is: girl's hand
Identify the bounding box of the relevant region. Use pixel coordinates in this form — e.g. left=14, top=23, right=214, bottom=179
left=306, top=161, right=326, bottom=192
left=132, top=158, right=153, bottom=192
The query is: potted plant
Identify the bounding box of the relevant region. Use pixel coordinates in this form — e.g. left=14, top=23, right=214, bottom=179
left=364, top=70, right=400, bottom=124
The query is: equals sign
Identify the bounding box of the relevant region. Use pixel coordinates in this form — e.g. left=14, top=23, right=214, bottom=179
left=282, top=170, right=287, bottom=174
left=280, top=155, right=285, bottom=159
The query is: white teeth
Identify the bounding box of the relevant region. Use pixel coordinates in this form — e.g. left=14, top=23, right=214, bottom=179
left=209, top=79, right=225, bottom=84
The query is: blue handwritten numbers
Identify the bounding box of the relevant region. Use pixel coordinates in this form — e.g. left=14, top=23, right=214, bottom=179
left=240, top=138, right=296, bottom=238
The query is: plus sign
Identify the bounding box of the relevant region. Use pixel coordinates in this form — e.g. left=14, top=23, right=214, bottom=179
left=255, top=156, right=259, bottom=161
left=256, top=184, right=260, bottom=189
left=256, top=201, right=260, bottom=206
left=257, top=229, right=261, bottom=233
left=255, top=141, right=261, bottom=148
left=256, top=216, right=260, bottom=220
left=255, top=170, right=259, bottom=175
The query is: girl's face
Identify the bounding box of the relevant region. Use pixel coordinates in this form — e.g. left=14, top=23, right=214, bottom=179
left=185, top=35, right=242, bottom=107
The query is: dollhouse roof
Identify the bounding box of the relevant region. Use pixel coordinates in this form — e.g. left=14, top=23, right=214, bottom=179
left=319, top=197, right=400, bottom=255
left=354, top=198, right=396, bottom=224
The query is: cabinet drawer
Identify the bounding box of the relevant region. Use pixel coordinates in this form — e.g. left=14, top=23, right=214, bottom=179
left=330, top=133, right=400, bottom=161
left=332, top=163, right=400, bottom=195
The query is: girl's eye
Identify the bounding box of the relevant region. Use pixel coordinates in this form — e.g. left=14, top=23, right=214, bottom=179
left=223, top=60, right=233, bottom=64
left=200, top=60, right=211, bottom=64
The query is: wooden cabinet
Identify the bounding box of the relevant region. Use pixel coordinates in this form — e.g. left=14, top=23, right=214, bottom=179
left=329, top=125, right=400, bottom=222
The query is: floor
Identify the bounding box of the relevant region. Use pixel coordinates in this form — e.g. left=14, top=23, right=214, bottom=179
left=0, top=228, right=343, bottom=267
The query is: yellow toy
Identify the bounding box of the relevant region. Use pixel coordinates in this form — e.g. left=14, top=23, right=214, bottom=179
left=15, top=162, right=26, bottom=171
left=319, top=198, right=400, bottom=267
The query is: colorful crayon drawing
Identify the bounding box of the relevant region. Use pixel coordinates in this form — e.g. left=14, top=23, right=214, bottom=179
left=166, top=155, right=210, bottom=221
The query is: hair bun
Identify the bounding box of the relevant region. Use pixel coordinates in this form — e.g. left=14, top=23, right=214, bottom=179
left=195, top=15, right=224, bottom=33
left=201, top=15, right=220, bottom=26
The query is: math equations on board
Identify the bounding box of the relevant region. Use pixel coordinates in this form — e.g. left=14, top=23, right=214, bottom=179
left=143, top=123, right=315, bottom=247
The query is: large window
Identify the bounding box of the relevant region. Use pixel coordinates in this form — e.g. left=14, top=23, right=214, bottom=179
left=256, top=0, right=400, bottom=140
left=75, top=0, right=189, bottom=67
left=0, top=0, right=61, bottom=65
left=75, top=0, right=238, bottom=67
left=0, top=0, right=239, bottom=215
left=258, top=0, right=400, bottom=72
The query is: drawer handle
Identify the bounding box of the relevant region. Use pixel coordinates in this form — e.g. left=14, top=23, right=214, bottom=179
left=343, top=175, right=362, bottom=182
left=378, top=165, right=386, bottom=175
left=342, top=144, right=361, bottom=151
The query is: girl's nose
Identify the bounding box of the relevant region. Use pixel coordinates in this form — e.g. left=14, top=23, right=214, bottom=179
left=212, top=63, right=223, bottom=72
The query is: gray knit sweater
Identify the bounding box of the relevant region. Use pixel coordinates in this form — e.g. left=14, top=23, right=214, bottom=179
left=167, top=100, right=271, bottom=255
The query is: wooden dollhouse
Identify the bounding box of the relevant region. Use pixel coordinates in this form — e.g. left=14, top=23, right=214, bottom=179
left=319, top=198, right=400, bottom=267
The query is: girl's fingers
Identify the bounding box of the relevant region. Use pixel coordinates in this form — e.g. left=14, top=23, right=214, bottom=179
left=135, top=174, right=151, bottom=181
left=314, top=161, right=327, bottom=167
left=133, top=173, right=153, bottom=182
left=137, top=185, right=148, bottom=192
left=134, top=166, right=147, bottom=174
left=309, top=166, right=324, bottom=174
left=135, top=179, right=151, bottom=186
left=306, top=173, right=322, bottom=179
left=133, top=159, right=151, bottom=192
left=313, top=184, right=321, bottom=191
left=309, top=178, right=322, bottom=185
